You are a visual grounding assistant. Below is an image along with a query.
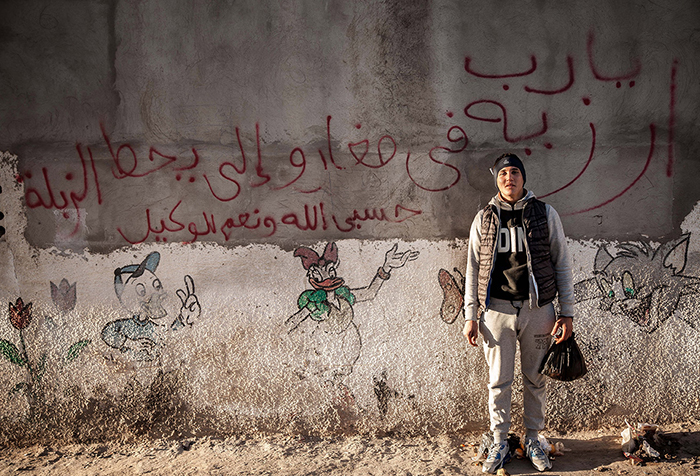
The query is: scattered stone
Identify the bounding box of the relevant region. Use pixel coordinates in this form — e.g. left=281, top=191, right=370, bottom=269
left=89, top=445, right=109, bottom=457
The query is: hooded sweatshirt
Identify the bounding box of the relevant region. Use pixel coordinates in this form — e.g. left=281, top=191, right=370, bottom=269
left=463, top=190, right=575, bottom=321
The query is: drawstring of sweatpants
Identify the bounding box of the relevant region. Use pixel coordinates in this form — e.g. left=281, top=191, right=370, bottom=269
left=511, top=300, right=523, bottom=316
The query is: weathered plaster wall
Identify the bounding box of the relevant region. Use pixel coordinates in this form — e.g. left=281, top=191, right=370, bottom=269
left=0, top=0, right=699, bottom=443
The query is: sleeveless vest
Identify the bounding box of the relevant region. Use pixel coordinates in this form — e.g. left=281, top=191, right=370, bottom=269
left=477, top=198, right=557, bottom=314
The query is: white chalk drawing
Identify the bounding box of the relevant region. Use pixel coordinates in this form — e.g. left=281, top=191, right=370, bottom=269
left=574, top=234, right=700, bottom=333
left=101, top=252, right=201, bottom=361
left=285, top=242, right=419, bottom=382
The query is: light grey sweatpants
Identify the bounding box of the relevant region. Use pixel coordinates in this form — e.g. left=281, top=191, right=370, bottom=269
left=480, top=297, right=556, bottom=442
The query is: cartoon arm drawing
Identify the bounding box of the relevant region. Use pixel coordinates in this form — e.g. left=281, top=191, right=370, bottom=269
left=352, top=244, right=419, bottom=302
left=173, top=275, right=201, bottom=328
left=286, top=305, right=310, bottom=333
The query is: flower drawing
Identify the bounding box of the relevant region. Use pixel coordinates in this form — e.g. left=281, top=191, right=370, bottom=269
left=9, top=298, right=32, bottom=330
left=50, top=279, right=77, bottom=312
left=1, top=296, right=90, bottom=406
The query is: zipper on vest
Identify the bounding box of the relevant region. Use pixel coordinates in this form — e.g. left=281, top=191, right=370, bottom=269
left=521, top=201, right=540, bottom=308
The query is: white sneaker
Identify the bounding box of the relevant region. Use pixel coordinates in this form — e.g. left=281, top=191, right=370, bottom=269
left=525, top=437, right=552, bottom=472
left=482, top=441, right=511, bottom=473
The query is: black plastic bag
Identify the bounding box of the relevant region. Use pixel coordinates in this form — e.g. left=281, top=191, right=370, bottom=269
left=539, top=332, right=587, bottom=381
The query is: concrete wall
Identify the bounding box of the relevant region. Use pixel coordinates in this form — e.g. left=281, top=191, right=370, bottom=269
left=1, top=0, right=699, bottom=443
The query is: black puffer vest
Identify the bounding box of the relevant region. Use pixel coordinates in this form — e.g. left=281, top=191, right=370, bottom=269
left=477, top=198, right=557, bottom=314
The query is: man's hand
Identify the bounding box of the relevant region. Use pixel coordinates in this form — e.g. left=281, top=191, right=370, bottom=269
left=463, top=320, right=479, bottom=347
left=551, top=317, right=573, bottom=344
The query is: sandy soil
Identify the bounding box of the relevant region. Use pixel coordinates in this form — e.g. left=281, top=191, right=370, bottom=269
left=0, top=424, right=698, bottom=475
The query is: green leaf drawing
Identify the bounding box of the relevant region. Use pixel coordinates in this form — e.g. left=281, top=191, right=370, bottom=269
left=0, top=339, right=26, bottom=366
left=65, top=339, right=91, bottom=363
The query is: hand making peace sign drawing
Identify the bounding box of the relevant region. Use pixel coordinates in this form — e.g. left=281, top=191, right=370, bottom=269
left=176, top=275, right=201, bottom=325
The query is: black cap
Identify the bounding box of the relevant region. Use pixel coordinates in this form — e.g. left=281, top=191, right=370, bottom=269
left=490, top=153, right=526, bottom=186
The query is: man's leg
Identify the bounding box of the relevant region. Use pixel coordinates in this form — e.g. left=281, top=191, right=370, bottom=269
left=480, top=299, right=518, bottom=443
left=517, top=303, right=556, bottom=437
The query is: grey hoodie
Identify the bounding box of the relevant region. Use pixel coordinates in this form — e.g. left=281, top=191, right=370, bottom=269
left=463, top=190, right=575, bottom=321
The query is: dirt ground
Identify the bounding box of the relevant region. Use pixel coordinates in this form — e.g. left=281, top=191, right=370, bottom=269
left=0, top=423, right=698, bottom=475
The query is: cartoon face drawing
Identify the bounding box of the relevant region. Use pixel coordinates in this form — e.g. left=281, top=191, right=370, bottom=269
left=102, top=252, right=202, bottom=361
left=575, top=234, right=700, bottom=333
left=298, top=243, right=344, bottom=292
left=117, top=268, right=167, bottom=321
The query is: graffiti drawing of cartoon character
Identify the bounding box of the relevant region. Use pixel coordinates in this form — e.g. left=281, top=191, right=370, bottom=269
left=574, top=234, right=700, bottom=333
left=437, top=268, right=465, bottom=324
left=101, top=252, right=201, bottom=361
left=285, top=242, right=419, bottom=382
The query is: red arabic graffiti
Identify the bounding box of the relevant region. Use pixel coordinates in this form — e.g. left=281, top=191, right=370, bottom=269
left=464, top=100, right=548, bottom=143
left=465, top=54, right=538, bottom=78
left=406, top=126, right=468, bottom=192
left=460, top=28, right=677, bottom=212
left=24, top=142, right=102, bottom=238
left=21, top=112, right=461, bottom=244
left=524, top=56, right=575, bottom=95
left=568, top=123, right=656, bottom=216
left=586, top=30, right=642, bottom=82
left=19, top=28, right=682, bottom=244
left=116, top=200, right=422, bottom=244
left=667, top=59, right=678, bottom=177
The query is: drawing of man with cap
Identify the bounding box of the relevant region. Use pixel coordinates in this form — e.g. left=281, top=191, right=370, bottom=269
left=101, top=252, right=201, bottom=361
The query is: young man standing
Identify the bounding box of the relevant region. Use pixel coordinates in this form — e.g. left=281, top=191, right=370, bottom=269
left=462, top=153, right=574, bottom=473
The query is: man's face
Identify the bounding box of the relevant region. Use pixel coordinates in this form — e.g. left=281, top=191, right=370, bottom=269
left=496, top=166, right=525, bottom=203
left=119, top=270, right=167, bottom=321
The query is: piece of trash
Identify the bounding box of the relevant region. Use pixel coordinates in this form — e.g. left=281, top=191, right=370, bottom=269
left=620, top=421, right=678, bottom=464
left=496, top=468, right=510, bottom=476
left=640, top=439, right=660, bottom=459
left=472, top=432, right=493, bottom=462
left=621, top=427, right=636, bottom=453
left=552, top=441, right=567, bottom=456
